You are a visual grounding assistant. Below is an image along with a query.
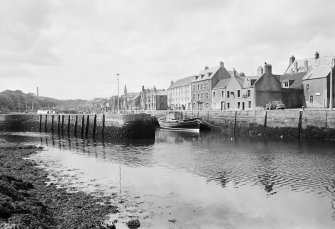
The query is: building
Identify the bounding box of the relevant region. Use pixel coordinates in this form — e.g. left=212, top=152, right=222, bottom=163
left=216, top=69, right=259, bottom=110
left=284, top=52, right=335, bottom=108
left=120, top=84, right=140, bottom=111
left=191, top=61, right=231, bottom=110
left=140, top=86, right=168, bottom=110
left=280, top=72, right=305, bottom=108
left=167, top=76, right=193, bottom=110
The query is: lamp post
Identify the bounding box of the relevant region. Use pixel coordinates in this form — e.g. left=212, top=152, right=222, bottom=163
left=330, top=58, right=334, bottom=110
left=116, top=73, right=120, bottom=114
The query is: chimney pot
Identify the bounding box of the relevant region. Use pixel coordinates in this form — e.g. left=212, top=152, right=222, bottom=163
left=315, top=51, right=320, bottom=59
left=220, top=61, right=224, bottom=68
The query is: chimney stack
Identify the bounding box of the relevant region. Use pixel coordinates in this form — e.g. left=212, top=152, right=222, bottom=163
left=264, top=63, right=272, bottom=75
left=289, top=55, right=295, bottom=65
left=315, top=51, right=320, bottom=59
left=294, top=61, right=298, bottom=73
left=257, top=66, right=263, bottom=77
left=220, top=61, right=224, bottom=68
left=170, top=81, right=174, bottom=86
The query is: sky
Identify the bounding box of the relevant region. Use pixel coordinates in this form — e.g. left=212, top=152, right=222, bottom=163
left=1, top=0, right=335, bottom=100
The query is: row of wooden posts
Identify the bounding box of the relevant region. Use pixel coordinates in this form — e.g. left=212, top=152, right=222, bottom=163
left=39, top=114, right=105, bottom=138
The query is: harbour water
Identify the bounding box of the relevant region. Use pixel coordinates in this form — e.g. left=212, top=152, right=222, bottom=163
left=1, top=130, right=335, bottom=229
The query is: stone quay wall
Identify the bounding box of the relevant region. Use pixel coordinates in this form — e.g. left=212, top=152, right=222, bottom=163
left=141, top=109, right=335, bottom=141
left=0, top=113, right=155, bottom=140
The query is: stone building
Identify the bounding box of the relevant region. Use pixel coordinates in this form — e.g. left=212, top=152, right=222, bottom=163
left=284, top=52, right=335, bottom=108
left=167, top=76, right=193, bottom=110
left=191, top=62, right=231, bottom=110
left=140, top=86, right=168, bottom=110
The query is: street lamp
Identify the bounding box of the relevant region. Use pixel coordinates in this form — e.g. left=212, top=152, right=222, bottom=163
left=116, top=73, right=120, bottom=114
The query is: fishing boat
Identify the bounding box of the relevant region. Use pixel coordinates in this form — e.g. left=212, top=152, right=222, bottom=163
left=158, top=111, right=209, bottom=132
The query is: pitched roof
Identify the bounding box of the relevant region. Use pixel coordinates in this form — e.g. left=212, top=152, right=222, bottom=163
left=192, top=66, right=220, bottom=82
left=168, top=76, right=193, bottom=89
left=303, top=65, right=331, bottom=80
left=236, top=76, right=246, bottom=87
left=280, top=72, right=306, bottom=88
left=284, top=56, right=333, bottom=74
left=213, top=78, right=230, bottom=89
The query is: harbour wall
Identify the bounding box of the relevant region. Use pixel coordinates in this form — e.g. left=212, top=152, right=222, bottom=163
left=0, top=113, right=155, bottom=140
left=143, top=109, right=335, bottom=141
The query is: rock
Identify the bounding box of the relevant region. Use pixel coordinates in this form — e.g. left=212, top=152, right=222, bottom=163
left=127, top=219, right=140, bottom=229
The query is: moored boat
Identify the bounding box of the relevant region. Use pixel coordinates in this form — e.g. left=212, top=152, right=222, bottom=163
left=158, top=111, right=210, bottom=132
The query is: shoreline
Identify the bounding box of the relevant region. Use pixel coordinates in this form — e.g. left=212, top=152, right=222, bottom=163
left=0, top=141, right=118, bottom=229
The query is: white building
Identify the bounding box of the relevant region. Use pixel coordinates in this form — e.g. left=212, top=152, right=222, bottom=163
left=167, top=76, right=193, bottom=110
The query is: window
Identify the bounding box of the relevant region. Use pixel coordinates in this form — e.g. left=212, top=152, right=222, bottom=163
left=222, top=91, right=224, bottom=97
left=247, top=90, right=251, bottom=97
left=201, top=93, right=203, bottom=99
left=193, top=94, right=195, bottom=99
left=206, top=103, right=209, bottom=108
left=283, top=81, right=289, bottom=88
left=238, top=102, right=240, bottom=109
left=249, top=101, right=251, bottom=108
left=237, top=90, right=240, bottom=97
left=227, top=103, right=230, bottom=109
left=306, top=84, right=309, bottom=90
left=206, top=93, right=208, bottom=98
left=201, top=84, right=203, bottom=90
left=198, top=84, right=200, bottom=90
left=251, top=79, right=256, bottom=86
left=213, top=92, right=216, bottom=98
left=310, top=95, right=313, bottom=103
left=198, top=94, right=200, bottom=99
left=193, top=85, right=195, bottom=91
left=227, top=91, right=230, bottom=98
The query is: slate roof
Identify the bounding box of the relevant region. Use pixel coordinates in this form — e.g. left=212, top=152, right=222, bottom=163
left=213, top=78, right=230, bottom=90
left=192, top=66, right=220, bottom=82
left=303, top=65, right=331, bottom=80
left=168, top=76, right=194, bottom=89
left=280, top=72, right=306, bottom=89
left=284, top=56, right=333, bottom=74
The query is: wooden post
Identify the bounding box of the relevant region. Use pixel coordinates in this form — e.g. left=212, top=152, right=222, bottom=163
left=264, top=111, right=268, bottom=128
left=93, top=114, right=97, bottom=138
left=298, top=110, right=303, bottom=139
left=74, top=115, right=78, bottom=136
left=51, top=115, right=54, bottom=132
left=61, top=115, right=64, bottom=134
left=233, top=111, right=237, bottom=137
left=102, top=114, right=105, bottom=139
left=85, top=115, right=90, bottom=138
left=81, top=115, right=85, bottom=138
left=44, top=115, right=47, bottom=132
left=39, top=115, right=42, bottom=131
left=57, top=115, right=60, bottom=133
left=67, top=115, right=70, bottom=135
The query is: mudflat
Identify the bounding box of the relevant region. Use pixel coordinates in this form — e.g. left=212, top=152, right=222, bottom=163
left=0, top=141, right=118, bottom=229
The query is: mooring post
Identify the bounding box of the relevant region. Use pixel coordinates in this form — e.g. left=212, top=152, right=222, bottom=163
left=51, top=115, right=54, bottom=132
left=298, top=110, right=303, bottom=139
left=74, top=115, right=78, bottom=136
left=264, top=111, right=268, bottom=128
left=67, top=115, right=70, bottom=135
left=81, top=115, right=85, bottom=138
left=93, top=114, right=97, bottom=138
left=44, top=115, right=47, bottom=132
left=85, top=115, right=90, bottom=138
left=39, top=115, right=42, bottom=131
left=57, top=115, right=60, bottom=133
left=61, top=115, right=64, bottom=134
left=102, top=114, right=105, bottom=139
left=233, top=111, right=237, bottom=137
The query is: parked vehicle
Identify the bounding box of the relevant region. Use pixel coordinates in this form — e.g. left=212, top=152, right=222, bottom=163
left=265, top=101, right=286, bottom=110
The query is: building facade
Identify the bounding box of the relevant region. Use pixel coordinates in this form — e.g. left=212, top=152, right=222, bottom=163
left=167, top=76, right=193, bottom=110
left=140, top=86, right=168, bottom=110
left=191, top=61, right=231, bottom=110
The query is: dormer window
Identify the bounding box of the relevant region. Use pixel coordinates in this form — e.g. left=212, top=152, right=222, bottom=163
left=208, top=72, right=212, bottom=77
left=283, top=80, right=289, bottom=88
left=201, top=74, right=205, bottom=78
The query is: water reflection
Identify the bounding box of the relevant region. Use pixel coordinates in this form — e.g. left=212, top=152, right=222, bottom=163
left=1, top=130, right=335, bottom=228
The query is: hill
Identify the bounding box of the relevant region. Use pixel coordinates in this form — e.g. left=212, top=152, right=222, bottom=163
left=0, top=90, right=88, bottom=113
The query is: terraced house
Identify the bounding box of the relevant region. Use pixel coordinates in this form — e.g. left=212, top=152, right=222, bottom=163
left=167, top=76, right=193, bottom=110
left=283, top=52, right=335, bottom=108
left=191, top=62, right=231, bottom=110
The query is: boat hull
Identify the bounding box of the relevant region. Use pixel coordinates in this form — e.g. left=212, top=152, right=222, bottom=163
left=159, top=118, right=201, bottom=132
